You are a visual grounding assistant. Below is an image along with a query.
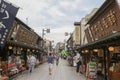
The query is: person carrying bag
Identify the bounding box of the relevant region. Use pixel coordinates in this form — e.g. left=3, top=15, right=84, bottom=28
left=76, top=57, right=82, bottom=73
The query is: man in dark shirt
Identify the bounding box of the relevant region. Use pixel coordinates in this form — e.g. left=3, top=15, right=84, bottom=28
left=48, top=53, right=53, bottom=75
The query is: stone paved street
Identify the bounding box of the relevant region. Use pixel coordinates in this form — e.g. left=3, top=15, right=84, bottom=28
left=14, top=59, right=86, bottom=80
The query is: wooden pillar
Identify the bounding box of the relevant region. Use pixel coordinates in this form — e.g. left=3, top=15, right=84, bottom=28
left=102, top=46, right=108, bottom=80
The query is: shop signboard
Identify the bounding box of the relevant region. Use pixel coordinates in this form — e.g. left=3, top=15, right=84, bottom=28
left=0, top=0, right=19, bottom=47
left=89, top=0, right=120, bottom=41
left=73, top=26, right=80, bottom=45
left=15, top=26, right=38, bottom=45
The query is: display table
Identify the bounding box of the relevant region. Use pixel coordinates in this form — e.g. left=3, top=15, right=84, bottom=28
left=109, top=71, right=120, bottom=80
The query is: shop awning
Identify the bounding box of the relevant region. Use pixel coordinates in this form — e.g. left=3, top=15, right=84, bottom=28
left=78, top=31, right=120, bottom=50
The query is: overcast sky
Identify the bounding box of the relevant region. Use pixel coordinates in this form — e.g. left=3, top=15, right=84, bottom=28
left=8, top=0, right=105, bottom=45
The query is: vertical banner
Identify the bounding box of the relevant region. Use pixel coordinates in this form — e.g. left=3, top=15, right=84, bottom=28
left=0, top=0, right=19, bottom=47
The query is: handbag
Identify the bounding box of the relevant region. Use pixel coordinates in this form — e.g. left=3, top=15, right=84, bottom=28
left=77, top=59, right=81, bottom=65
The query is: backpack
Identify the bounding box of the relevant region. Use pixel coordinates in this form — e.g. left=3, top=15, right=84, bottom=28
left=77, top=59, right=81, bottom=65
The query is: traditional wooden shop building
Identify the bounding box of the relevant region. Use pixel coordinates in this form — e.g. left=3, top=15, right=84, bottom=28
left=0, top=17, right=43, bottom=79
left=78, top=0, right=120, bottom=80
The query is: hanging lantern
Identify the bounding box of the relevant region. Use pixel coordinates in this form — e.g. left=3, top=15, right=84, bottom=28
left=8, top=46, right=13, bottom=50
left=27, top=49, right=30, bottom=52
left=108, top=46, right=114, bottom=51
left=81, top=50, right=84, bottom=53
left=32, top=50, right=35, bottom=52
left=93, top=49, right=98, bottom=52
left=85, top=50, right=89, bottom=53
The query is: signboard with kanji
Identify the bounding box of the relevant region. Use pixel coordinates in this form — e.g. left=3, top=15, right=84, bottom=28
left=0, top=0, right=19, bottom=47
left=88, top=0, right=120, bottom=41
left=15, top=26, right=39, bottom=45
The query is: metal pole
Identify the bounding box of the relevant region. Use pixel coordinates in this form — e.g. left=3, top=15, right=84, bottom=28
left=42, top=29, right=44, bottom=39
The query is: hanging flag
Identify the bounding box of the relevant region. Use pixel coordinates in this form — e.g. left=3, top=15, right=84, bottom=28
left=0, top=0, right=19, bottom=47
left=61, top=50, right=67, bottom=56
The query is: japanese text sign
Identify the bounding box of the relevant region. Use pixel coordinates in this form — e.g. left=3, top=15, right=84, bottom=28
left=0, top=0, right=19, bottom=47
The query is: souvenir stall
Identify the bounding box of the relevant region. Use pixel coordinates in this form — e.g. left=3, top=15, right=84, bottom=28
left=0, top=47, right=9, bottom=80
left=80, top=50, right=90, bottom=75
left=4, top=17, right=41, bottom=79
left=6, top=45, right=26, bottom=77
left=77, top=0, right=120, bottom=80
left=108, top=46, right=120, bottom=80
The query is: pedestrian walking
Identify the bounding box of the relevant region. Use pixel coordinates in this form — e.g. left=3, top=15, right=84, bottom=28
left=27, top=54, right=36, bottom=73
left=48, top=53, right=54, bottom=75
left=75, top=52, right=82, bottom=74
left=56, top=54, right=59, bottom=66
left=76, top=57, right=82, bottom=73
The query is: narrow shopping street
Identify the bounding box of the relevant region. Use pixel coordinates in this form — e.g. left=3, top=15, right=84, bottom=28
left=1, top=0, right=120, bottom=80
left=14, top=59, right=86, bottom=80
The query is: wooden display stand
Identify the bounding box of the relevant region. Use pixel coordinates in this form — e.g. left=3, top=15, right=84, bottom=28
left=86, top=61, right=97, bottom=80
left=109, top=71, right=120, bottom=80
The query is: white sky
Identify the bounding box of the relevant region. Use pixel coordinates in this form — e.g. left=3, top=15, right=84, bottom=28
left=8, top=0, right=105, bottom=45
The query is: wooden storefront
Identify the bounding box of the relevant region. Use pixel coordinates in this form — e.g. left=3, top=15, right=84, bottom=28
left=78, top=0, right=120, bottom=80
left=0, top=17, right=42, bottom=79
